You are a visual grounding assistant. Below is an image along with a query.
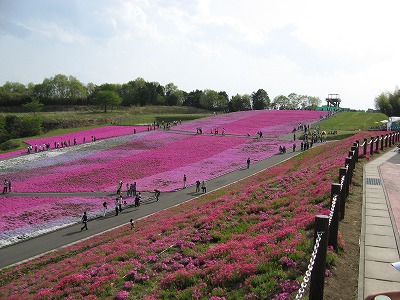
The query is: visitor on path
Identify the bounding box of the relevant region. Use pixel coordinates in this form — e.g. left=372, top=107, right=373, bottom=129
left=118, top=195, right=123, bottom=212
left=81, top=212, right=88, bottom=231
left=130, top=219, right=134, bottom=230
left=183, top=174, right=187, bottom=189
left=2, top=179, right=8, bottom=194
left=195, top=180, right=201, bottom=193
left=132, top=182, right=137, bottom=196
left=293, top=143, right=296, bottom=152
left=7, top=179, right=11, bottom=192
left=247, top=157, right=250, bottom=169
left=102, top=201, right=107, bottom=217
left=201, top=180, right=207, bottom=193
left=154, top=189, right=161, bottom=201
left=134, top=193, right=141, bottom=207
left=115, top=198, right=119, bottom=216
left=117, top=181, right=123, bottom=195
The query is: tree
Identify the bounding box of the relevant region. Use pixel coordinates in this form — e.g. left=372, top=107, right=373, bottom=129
left=34, top=74, right=88, bottom=105
left=229, top=94, right=252, bottom=112
left=272, top=95, right=290, bottom=110
left=0, top=81, right=31, bottom=106
left=184, top=90, right=203, bottom=108
left=375, top=92, right=392, bottom=115
left=252, top=89, right=270, bottom=110
left=93, top=90, right=122, bottom=112
left=200, top=89, right=228, bottom=111
left=388, top=88, right=400, bottom=116
left=20, top=116, right=43, bottom=137
left=22, top=98, right=44, bottom=116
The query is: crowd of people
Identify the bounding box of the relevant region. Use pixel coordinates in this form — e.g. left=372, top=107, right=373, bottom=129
left=27, top=136, right=97, bottom=154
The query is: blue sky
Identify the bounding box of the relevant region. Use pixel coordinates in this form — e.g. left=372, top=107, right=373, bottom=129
left=1, top=0, right=399, bottom=110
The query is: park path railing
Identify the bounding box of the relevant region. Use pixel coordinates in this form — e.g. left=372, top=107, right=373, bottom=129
left=295, top=131, right=400, bottom=300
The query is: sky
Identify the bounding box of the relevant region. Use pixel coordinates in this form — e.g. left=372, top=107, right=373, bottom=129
left=1, top=0, right=399, bottom=111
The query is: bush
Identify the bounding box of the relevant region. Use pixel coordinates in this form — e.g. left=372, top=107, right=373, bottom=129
left=0, top=140, right=20, bottom=151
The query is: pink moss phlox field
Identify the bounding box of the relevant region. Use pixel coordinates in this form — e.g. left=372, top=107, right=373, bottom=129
left=173, top=110, right=328, bottom=136
left=0, top=131, right=379, bottom=299
left=0, top=196, right=105, bottom=232
left=9, top=134, right=299, bottom=193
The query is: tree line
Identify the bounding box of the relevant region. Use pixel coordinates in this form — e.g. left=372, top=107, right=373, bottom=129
left=375, top=87, right=400, bottom=116
left=0, top=74, right=321, bottom=112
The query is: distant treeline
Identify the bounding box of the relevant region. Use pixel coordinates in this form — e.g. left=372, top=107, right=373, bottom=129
left=0, top=74, right=322, bottom=112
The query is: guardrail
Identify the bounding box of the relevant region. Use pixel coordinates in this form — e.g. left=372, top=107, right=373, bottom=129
left=295, top=131, right=400, bottom=299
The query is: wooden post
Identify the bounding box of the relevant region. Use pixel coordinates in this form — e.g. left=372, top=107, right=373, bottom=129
left=375, top=136, right=379, bottom=152
left=389, top=133, right=392, bottom=147
left=385, top=134, right=388, bottom=148
left=380, top=135, right=384, bottom=151
left=363, top=138, right=367, bottom=155
left=339, top=167, right=347, bottom=217
left=346, top=157, right=353, bottom=184
left=309, top=215, right=329, bottom=300
left=352, top=144, right=358, bottom=162
left=370, top=137, right=374, bottom=155
left=329, top=183, right=341, bottom=250
left=348, top=151, right=355, bottom=170
left=392, top=132, right=396, bottom=145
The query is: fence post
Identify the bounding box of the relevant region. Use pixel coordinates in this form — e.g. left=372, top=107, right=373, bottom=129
left=375, top=136, right=379, bottom=152
left=339, top=167, right=349, bottom=219
left=370, top=137, right=374, bottom=155
left=348, top=150, right=355, bottom=170
left=389, top=133, right=392, bottom=147
left=385, top=134, right=388, bottom=148
left=329, top=183, right=341, bottom=250
left=380, top=135, right=384, bottom=151
left=309, top=215, right=329, bottom=300
left=363, top=138, right=367, bottom=155
left=352, top=144, right=358, bottom=162
left=392, top=132, right=396, bottom=145
left=345, top=157, right=353, bottom=184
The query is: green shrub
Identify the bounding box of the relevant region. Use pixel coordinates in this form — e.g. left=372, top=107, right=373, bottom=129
left=0, top=140, right=20, bottom=151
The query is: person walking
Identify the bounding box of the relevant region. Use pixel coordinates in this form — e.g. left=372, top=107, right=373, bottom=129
left=201, top=180, right=207, bottom=193
left=115, top=198, right=119, bottom=216
left=81, top=212, right=88, bottom=231
left=3, top=179, right=8, bottom=194
left=183, top=174, right=187, bottom=189
left=130, top=218, right=135, bottom=230
left=118, top=195, right=123, bottom=212
left=195, top=180, right=200, bottom=193
left=7, top=179, right=11, bottom=193
left=102, top=201, right=107, bottom=217
left=247, top=157, right=250, bottom=169
left=134, top=193, right=141, bottom=207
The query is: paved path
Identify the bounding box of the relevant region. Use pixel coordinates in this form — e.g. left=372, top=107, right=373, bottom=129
left=359, top=149, right=400, bottom=299
left=0, top=147, right=300, bottom=269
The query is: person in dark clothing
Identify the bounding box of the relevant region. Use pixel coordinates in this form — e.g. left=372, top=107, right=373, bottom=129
left=247, top=158, right=250, bottom=169
left=81, top=212, right=88, bottom=231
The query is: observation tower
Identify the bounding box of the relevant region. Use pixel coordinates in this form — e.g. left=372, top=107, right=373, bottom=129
left=325, top=94, right=341, bottom=108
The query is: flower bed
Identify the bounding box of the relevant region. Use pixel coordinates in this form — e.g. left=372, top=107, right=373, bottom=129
left=173, top=110, right=327, bottom=136
left=0, top=132, right=379, bottom=299
left=4, top=132, right=297, bottom=193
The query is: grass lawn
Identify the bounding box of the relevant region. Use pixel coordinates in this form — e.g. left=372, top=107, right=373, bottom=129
left=319, top=111, right=388, bottom=131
